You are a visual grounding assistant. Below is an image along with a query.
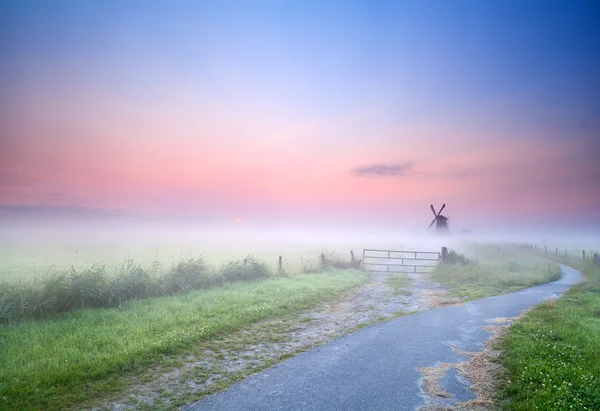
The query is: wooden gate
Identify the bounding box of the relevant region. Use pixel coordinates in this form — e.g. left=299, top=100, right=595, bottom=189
left=362, top=248, right=441, bottom=273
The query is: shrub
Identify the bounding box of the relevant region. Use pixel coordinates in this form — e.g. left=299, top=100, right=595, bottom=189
left=104, top=260, right=161, bottom=304
left=39, top=271, right=71, bottom=312
left=163, top=258, right=212, bottom=293
left=218, top=260, right=246, bottom=283
left=241, top=256, right=272, bottom=281
left=445, top=249, right=474, bottom=265
left=302, top=251, right=362, bottom=273
left=217, top=256, right=272, bottom=283
left=69, top=264, right=110, bottom=309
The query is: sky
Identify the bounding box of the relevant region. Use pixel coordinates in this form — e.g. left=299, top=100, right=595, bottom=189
left=1, top=0, right=599, bottom=230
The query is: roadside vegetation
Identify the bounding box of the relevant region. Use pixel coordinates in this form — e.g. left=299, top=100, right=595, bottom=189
left=0, top=268, right=368, bottom=410
left=385, top=272, right=412, bottom=295
left=495, top=251, right=600, bottom=410
left=430, top=246, right=562, bottom=300
left=301, top=250, right=362, bottom=273
left=0, top=251, right=362, bottom=324
left=0, top=256, right=275, bottom=324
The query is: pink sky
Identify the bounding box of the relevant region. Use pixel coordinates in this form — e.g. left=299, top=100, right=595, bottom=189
left=1, top=1, right=599, bottom=229
left=3, top=94, right=597, bottom=227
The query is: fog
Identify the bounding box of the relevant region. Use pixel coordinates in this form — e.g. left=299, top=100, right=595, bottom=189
left=2, top=211, right=598, bottom=264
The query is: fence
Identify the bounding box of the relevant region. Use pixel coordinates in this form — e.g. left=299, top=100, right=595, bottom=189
left=267, top=247, right=452, bottom=275
left=514, top=243, right=599, bottom=265
left=362, top=247, right=446, bottom=273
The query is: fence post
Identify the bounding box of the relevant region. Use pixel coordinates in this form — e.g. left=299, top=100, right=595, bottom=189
left=556, top=247, right=558, bottom=255
left=362, top=249, right=365, bottom=270
left=278, top=256, right=282, bottom=275
left=350, top=250, right=355, bottom=263
left=243, top=258, right=247, bottom=266
left=545, top=245, right=547, bottom=253
left=441, top=247, right=448, bottom=264
left=321, top=253, right=326, bottom=269
left=582, top=250, right=586, bottom=260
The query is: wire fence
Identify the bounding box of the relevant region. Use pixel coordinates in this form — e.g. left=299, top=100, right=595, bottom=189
left=512, top=243, right=600, bottom=265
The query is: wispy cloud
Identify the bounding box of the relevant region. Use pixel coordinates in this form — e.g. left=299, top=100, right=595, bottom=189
left=351, top=162, right=478, bottom=179
left=352, top=162, right=414, bottom=177
left=435, top=164, right=478, bottom=179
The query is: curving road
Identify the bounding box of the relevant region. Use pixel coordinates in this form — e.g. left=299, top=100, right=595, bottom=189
left=184, top=265, right=583, bottom=411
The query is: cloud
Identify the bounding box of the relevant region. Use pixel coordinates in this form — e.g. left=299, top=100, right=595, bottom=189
left=352, top=162, right=414, bottom=177
left=435, top=164, right=478, bottom=179
left=351, top=161, right=478, bottom=179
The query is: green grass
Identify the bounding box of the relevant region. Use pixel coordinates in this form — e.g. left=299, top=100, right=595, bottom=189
left=0, top=240, right=369, bottom=282
left=0, top=256, right=273, bottom=323
left=0, top=270, right=368, bottom=410
left=496, top=258, right=600, bottom=410
left=0, top=247, right=366, bottom=324
left=430, top=246, right=562, bottom=300
left=385, top=272, right=412, bottom=295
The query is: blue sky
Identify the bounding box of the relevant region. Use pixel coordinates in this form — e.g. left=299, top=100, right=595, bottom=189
left=1, top=0, right=599, bottom=225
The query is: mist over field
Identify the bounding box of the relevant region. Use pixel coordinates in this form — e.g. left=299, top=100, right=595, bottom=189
left=2, top=205, right=598, bottom=282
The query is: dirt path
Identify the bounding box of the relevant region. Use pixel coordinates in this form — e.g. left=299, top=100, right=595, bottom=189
left=183, top=264, right=582, bottom=411
left=92, top=270, right=457, bottom=410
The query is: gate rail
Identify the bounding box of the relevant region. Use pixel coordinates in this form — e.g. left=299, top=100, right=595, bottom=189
left=362, top=248, right=442, bottom=273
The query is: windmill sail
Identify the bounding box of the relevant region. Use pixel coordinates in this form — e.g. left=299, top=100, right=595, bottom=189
left=428, top=203, right=449, bottom=232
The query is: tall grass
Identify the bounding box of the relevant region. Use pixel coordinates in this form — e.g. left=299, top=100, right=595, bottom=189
left=301, top=250, right=362, bottom=273
left=0, top=256, right=273, bottom=324
left=431, top=247, right=562, bottom=300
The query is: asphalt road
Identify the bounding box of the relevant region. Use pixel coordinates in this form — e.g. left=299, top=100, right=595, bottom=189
left=184, top=265, right=583, bottom=411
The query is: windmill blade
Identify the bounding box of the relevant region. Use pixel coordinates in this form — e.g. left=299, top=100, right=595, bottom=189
left=430, top=204, right=438, bottom=217
left=438, top=203, right=446, bottom=215
left=428, top=218, right=436, bottom=228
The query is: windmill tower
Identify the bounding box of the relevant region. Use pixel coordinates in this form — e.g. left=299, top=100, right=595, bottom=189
left=428, top=203, right=449, bottom=233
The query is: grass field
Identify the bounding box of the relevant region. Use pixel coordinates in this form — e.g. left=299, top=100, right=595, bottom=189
left=495, top=253, right=600, bottom=410
left=0, top=222, right=448, bottom=282
left=4, top=220, right=592, bottom=410
left=0, top=270, right=368, bottom=410
left=0, top=241, right=358, bottom=282
left=430, top=245, right=562, bottom=300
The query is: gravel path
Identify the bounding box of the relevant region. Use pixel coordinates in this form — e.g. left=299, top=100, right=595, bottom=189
left=95, top=269, right=455, bottom=410
left=184, top=265, right=583, bottom=411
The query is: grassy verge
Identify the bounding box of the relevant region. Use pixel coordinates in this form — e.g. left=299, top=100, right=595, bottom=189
left=385, top=272, right=412, bottom=295
left=495, top=257, right=600, bottom=410
left=1, top=251, right=363, bottom=324
left=0, top=270, right=368, bottom=410
left=0, top=256, right=273, bottom=323
left=430, top=246, right=562, bottom=300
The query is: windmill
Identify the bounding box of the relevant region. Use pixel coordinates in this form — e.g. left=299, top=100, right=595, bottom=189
left=428, top=203, right=449, bottom=232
